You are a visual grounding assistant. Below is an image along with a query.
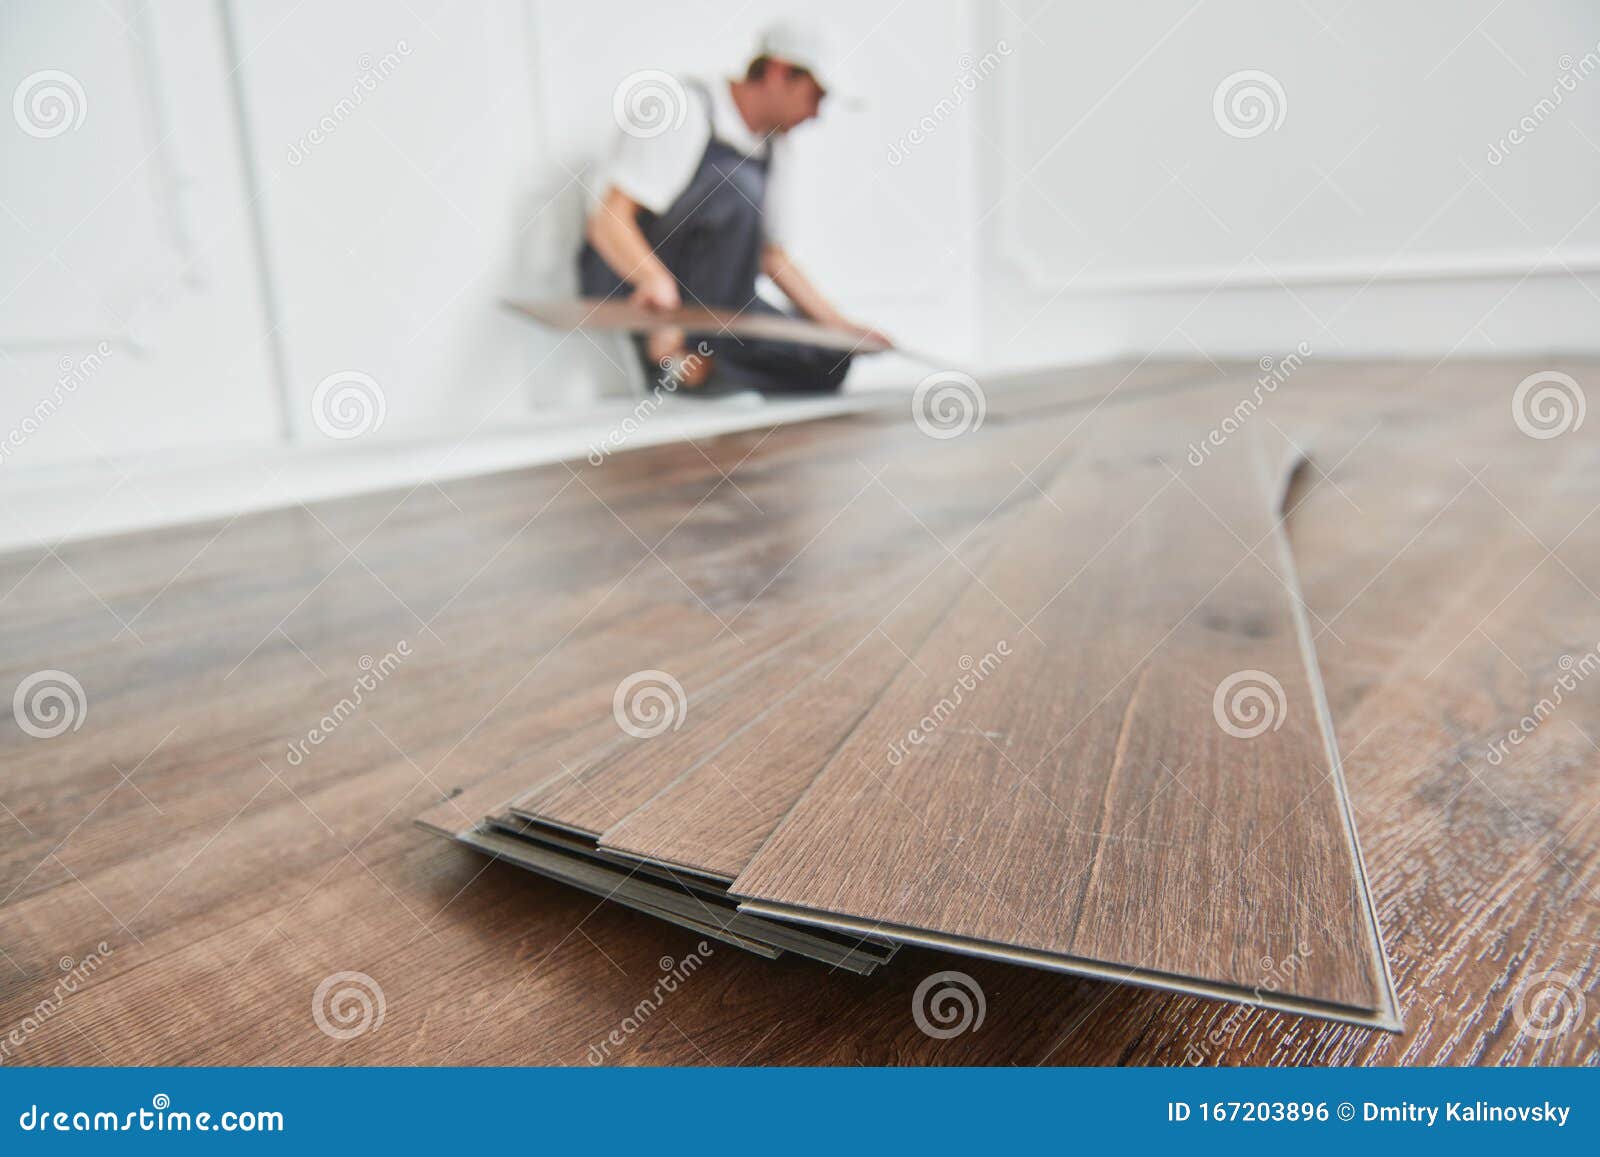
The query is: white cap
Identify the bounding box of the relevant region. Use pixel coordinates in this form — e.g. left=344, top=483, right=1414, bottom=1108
left=757, top=20, right=859, bottom=107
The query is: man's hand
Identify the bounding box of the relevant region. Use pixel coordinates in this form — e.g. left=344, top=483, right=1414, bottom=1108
left=584, top=186, right=684, bottom=313
left=838, top=319, right=894, bottom=351
left=631, top=272, right=681, bottom=312
left=761, top=244, right=892, bottom=353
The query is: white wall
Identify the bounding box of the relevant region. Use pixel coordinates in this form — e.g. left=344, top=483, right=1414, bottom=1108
left=224, top=0, right=985, bottom=435
left=977, top=0, right=1600, bottom=364
left=228, top=0, right=562, bottom=440
left=0, top=0, right=281, bottom=476
left=1, top=0, right=984, bottom=484
left=9, top=0, right=1597, bottom=502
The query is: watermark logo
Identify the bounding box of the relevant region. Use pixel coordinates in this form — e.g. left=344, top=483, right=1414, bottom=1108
left=1187, top=342, right=1311, bottom=466
left=13, top=669, right=87, bottom=739
left=585, top=942, right=713, bottom=1064
left=312, top=371, right=386, bottom=440
left=1212, top=70, right=1286, bottom=139
left=1511, top=969, right=1585, bottom=1043
left=613, top=70, right=687, bottom=139
left=1251, top=946, right=1313, bottom=1004
left=312, top=971, right=385, bottom=1041
left=1486, top=644, right=1599, bottom=766
left=911, top=970, right=986, bottom=1038
left=1511, top=370, right=1585, bottom=440
left=16, top=1092, right=282, bottom=1132
left=886, top=41, right=1012, bottom=166
left=1212, top=669, right=1286, bottom=739
left=1, top=942, right=112, bottom=1064
left=613, top=669, right=687, bottom=738
left=1184, top=942, right=1311, bottom=1063
left=912, top=370, right=986, bottom=439
left=887, top=642, right=1010, bottom=765
left=285, top=642, right=411, bottom=767
left=588, top=341, right=713, bottom=465
left=1487, top=45, right=1600, bottom=165
left=2, top=343, right=116, bottom=467
left=286, top=42, right=412, bottom=166
left=13, top=70, right=86, bottom=138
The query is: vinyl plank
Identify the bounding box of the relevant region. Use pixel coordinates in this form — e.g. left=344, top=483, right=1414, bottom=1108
left=457, top=827, right=784, bottom=961
left=470, top=818, right=891, bottom=972
left=505, top=298, right=891, bottom=354
left=441, top=414, right=1092, bottom=842
left=15, top=359, right=1593, bottom=1065
left=594, top=549, right=982, bottom=881
left=15, top=370, right=1158, bottom=895
left=508, top=546, right=986, bottom=840
left=731, top=407, right=1399, bottom=1025
left=489, top=381, right=1234, bottom=844
left=1072, top=359, right=1600, bottom=1064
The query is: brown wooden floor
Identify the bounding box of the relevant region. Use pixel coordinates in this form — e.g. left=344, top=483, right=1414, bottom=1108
left=1, top=358, right=1597, bottom=1066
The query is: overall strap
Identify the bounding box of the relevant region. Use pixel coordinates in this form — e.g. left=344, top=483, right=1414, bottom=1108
left=683, top=78, right=766, bottom=158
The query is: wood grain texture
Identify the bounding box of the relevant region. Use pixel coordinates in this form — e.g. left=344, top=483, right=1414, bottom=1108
left=1015, top=360, right=1600, bottom=1066
left=1, top=359, right=1594, bottom=1065
left=405, top=365, right=1200, bottom=845
left=513, top=549, right=975, bottom=835
left=473, top=396, right=1124, bottom=840
left=486, top=373, right=1224, bottom=888
left=595, top=550, right=982, bottom=881
left=732, top=400, right=1396, bottom=1022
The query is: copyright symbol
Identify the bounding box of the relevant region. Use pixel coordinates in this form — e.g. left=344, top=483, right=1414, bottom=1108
left=1337, top=1102, right=1355, bottom=1121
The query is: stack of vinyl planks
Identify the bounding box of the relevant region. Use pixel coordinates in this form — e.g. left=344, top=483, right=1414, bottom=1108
left=416, top=371, right=1402, bottom=1028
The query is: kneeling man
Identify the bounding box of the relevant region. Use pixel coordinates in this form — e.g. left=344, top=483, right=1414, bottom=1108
left=579, top=22, right=889, bottom=393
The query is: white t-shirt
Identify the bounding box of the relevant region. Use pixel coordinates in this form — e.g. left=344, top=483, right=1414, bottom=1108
left=596, top=76, right=790, bottom=245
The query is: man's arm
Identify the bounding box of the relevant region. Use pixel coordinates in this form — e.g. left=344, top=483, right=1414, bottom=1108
left=585, top=187, right=680, bottom=311
left=761, top=243, right=892, bottom=348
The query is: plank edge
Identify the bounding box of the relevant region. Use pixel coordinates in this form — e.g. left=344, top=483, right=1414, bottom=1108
left=736, top=898, right=1404, bottom=1033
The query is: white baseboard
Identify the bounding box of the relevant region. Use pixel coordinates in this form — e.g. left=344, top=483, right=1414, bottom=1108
left=0, top=390, right=902, bottom=555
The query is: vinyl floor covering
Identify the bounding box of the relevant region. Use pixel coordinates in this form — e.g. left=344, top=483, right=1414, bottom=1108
left=2, top=359, right=1596, bottom=1064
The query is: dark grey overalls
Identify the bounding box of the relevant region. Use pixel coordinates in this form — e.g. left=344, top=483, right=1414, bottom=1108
left=578, top=81, right=851, bottom=395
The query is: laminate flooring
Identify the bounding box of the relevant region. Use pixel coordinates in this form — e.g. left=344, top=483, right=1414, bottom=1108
left=731, top=400, right=1396, bottom=1025
left=1, top=359, right=1594, bottom=1065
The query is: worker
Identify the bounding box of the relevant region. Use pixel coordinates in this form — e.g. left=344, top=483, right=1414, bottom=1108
left=578, top=21, right=891, bottom=394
